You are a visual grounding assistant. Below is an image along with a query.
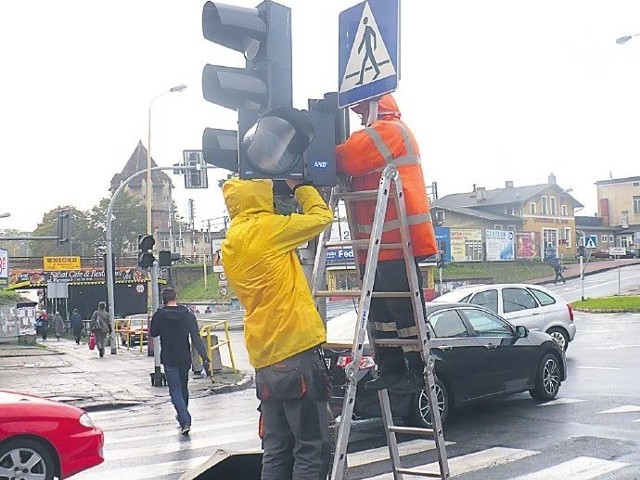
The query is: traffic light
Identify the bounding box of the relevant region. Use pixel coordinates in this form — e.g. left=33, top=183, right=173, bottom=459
left=57, top=209, right=72, bottom=246
left=138, top=234, right=155, bottom=269
left=183, top=150, right=208, bottom=189
left=201, top=0, right=292, bottom=175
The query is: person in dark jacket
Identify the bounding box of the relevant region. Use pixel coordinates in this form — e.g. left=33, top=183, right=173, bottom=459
left=70, top=309, right=84, bottom=344
left=150, top=288, right=211, bottom=435
left=90, top=301, right=112, bottom=357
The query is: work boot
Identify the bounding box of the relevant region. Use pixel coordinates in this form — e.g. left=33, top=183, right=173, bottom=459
left=364, top=372, right=404, bottom=391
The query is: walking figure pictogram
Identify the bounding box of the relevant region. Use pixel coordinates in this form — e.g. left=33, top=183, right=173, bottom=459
left=356, top=16, right=380, bottom=85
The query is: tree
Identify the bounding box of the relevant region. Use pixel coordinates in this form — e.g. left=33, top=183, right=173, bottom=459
left=90, top=190, right=145, bottom=257
left=29, top=207, right=99, bottom=257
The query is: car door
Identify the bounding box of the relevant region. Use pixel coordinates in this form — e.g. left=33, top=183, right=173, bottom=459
left=499, top=286, right=545, bottom=332
left=427, top=307, right=493, bottom=402
left=461, top=307, right=529, bottom=396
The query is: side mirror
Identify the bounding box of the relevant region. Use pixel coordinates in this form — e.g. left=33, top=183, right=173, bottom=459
left=515, top=325, right=528, bottom=338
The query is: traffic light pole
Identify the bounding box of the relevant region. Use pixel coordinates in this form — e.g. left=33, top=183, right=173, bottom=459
left=105, top=165, right=208, bottom=355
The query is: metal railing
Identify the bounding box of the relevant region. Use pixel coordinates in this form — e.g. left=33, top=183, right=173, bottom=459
left=199, top=321, right=237, bottom=381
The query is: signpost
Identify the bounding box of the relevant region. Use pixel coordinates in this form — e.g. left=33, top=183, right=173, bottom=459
left=338, top=0, right=400, bottom=107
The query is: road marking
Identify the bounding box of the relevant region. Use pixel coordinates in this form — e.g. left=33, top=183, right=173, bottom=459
left=595, top=345, right=640, bottom=350
left=597, top=405, right=640, bottom=414
left=347, top=439, right=455, bottom=467
left=509, top=456, right=628, bottom=479
left=537, top=398, right=584, bottom=406
left=367, top=447, right=538, bottom=479
left=73, top=454, right=212, bottom=480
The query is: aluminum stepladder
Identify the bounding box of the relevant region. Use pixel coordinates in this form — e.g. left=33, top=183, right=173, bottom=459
left=312, top=164, right=450, bottom=480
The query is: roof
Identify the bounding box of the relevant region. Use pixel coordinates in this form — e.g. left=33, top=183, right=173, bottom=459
left=433, top=183, right=583, bottom=210
left=435, top=205, right=522, bottom=223
left=594, top=176, right=640, bottom=186
left=110, top=141, right=173, bottom=191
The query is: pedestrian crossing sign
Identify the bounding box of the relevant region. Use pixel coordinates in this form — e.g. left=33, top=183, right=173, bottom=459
left=338, top=0, right=400, bottom=107
left=585, top=235, right=597, bottom=249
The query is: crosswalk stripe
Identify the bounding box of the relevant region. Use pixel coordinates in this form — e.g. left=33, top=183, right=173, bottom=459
left=347, top=439, right=455, bottom=468
left=537, top=398, right=584, bottom=406
left=366, top=447, right=538, bottom=479
left=72, top=454, right=212, bottom=480
left=509, top=456, right=628, bottom=479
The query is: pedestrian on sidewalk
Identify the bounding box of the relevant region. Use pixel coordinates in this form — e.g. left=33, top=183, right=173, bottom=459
left=553, top=258, right=566, bottom=284
left=90, top=301, right=112, bottom=357
left=150, top=287, right=210, bottom=436
left=70, top=309, right=84, bottom=344
left=221, top=177, right=333, bottom=480
left=52, top=311, right=64, bottom=341
left=37, top=310, right=49, bottom=341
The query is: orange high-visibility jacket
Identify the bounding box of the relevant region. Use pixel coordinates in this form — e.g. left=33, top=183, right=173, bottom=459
left=336, top=95, right=437, bottom=262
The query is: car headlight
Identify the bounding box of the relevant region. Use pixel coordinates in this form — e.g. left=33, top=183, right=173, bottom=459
left=79, top=413, right=95, bottom=428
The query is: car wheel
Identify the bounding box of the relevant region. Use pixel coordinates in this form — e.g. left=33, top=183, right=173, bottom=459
left=406, top=376, right=449, bottom=428
left=529, top=353, right=561, bottom=401
left=0, top=438, right=56, bottom=480
left=546, top=327, right=569, bottom=351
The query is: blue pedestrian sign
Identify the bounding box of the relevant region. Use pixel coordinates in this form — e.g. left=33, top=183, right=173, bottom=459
left=338, top=0, right=400, bottom=108
left=585, top=235, right=598, bottom=249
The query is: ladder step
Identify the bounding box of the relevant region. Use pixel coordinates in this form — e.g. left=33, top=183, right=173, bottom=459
left=324, top=239, right=404, bottom=249
left=337, top=189, right=398, bottom=201
left=372, top=338, right=422, bottom=347
left=396, top=467, right=444, bottom=478
left=388, top=425, right=435, bottom=436
left=314, top=290, right=412, bottom=298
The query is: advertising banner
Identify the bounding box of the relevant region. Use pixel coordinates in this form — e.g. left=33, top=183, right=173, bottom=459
left=450, top=229, right=483, bottom=262
left=516, top=232, right=537, bottom=259
left=486, top=230, right=515, bottom=261
left=43, top=256, right=81, bottom=271
left=0, top=249, right=7, bottom=287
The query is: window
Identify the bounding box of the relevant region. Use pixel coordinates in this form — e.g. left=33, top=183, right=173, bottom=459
left=528, top=288, right=556, bottom=307
left=550, top=197, right=558, bottom=215
left=502, top=287, right=537, bottom=313
left=529, top=203, right=536, bottom=214
left=601, top=235, right=608, bottom=243
left=564, top=227, right=571, bottom=248
left=541, top=196, right=548, bottom=215
left=464, top=309, right=512, bottom=338
left=428, top=310, right=468, bottom=338
left=161, top=237, right=171, bottom=248
left=176, top=238, right=185, bottom=248
left=494, top=224, right=503, bottom=230
left=507, top=225, right=516, bottom=231
left=435, top=210, right=445, bottom=225
left=561, top=205, right=568, bottom=216
left=609, top=235, right=614, bottom=242
left=468, top=289, right=499, bottom=314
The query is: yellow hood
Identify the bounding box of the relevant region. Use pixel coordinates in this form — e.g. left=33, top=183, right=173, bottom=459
left=222, top=178, right=274, bottom=219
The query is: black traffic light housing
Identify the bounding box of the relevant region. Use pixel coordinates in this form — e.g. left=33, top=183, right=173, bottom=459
left=138, top=234, right=156, bottom=269
left=57, top=209, right=72, bottom=246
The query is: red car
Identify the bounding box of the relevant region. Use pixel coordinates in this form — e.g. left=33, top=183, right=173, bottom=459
left=0, top=390, right=104, bottom=479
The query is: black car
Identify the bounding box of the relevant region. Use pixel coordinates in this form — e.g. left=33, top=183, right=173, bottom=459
left=323, top=302, right=567, bottom=427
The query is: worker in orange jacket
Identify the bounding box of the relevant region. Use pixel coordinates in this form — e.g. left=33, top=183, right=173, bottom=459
left=336, top=93, right=438, bottom=393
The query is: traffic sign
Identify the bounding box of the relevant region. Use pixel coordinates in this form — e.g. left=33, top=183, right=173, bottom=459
left=585, top=235, right=598, bottom=249
left=338, top=0, right=400, bottom=107
left=609, top=247, right=626, bottom=256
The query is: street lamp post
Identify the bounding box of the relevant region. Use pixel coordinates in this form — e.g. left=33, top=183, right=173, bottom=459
left=0, top=213, right=10, bottom=219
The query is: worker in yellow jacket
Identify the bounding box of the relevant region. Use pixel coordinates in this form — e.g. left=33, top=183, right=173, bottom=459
left=221, top=177, right=333, bottom=480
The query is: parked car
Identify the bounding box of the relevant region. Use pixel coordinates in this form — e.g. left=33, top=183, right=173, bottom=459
left=0, top=389, right=104, bottom=479
left=323, top=303, right=567, bottom=428
left=432, top=283, right=576, bottom=351
left=118, top=314, right=149, bottom=346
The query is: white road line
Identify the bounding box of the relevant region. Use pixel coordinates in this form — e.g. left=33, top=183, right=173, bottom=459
left=367, top=447, right=538, bottom=479
left=509, top=456, right=628, bottom=479
left=72, top=454, right=212, bottom=480
left=597, top=405, right=640, bottom=414
left=347, top=439, right=455, bottom=468
left=537, top=398, right=585, bottom=406
left=595, top=345, right=640, bottom=350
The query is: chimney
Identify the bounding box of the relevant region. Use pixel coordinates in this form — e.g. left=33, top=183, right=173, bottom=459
left=472, top=184, right=477, bottom=192
left=548, top=173, right=556, bottom=185
left=477, top=186, right=486, bottom=201
left=505, top=180, right=513, bottom=188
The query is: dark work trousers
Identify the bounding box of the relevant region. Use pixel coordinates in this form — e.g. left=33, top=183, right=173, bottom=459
left=256, top=347, right=331, bottom=480
left=361, top=258, right=426, bottom=376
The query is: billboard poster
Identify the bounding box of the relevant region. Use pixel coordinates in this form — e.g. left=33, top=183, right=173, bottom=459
left=0, top=249, right=7, bottom=287
left=450, top=229, right=483, bottom=262
left=486, top=230, right=515, bottom=261
left=516, top=232, right=536, bottom=259
left=434, top=227, right=451, bottom=263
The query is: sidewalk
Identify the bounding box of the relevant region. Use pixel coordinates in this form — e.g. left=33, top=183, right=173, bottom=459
left=528, top=257, right=640, bottom=287
left=0, top=331, right=253, bottom=411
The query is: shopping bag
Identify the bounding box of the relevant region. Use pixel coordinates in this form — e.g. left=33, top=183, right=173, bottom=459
left=89, top=333, right=96, bottom=351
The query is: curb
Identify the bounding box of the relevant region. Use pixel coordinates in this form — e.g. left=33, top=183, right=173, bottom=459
left=210, top=371, right=254, bottom=395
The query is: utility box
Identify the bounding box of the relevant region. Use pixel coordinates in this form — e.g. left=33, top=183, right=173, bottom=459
left=192, top=333, right=223, bottom=373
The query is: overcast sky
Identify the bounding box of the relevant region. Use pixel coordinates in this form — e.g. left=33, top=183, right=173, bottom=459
left=2, top=0, right=640, bottom=233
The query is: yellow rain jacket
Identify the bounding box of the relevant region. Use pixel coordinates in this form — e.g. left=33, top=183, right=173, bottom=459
left=221, top=179, right=333, bottom=369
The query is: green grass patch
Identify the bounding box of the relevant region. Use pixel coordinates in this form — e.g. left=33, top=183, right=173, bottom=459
left=178, top=273, right=234, bottom=302
left=442, top=261, right=555, bottom=283
left=572, top=295, right=640, bottom=312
